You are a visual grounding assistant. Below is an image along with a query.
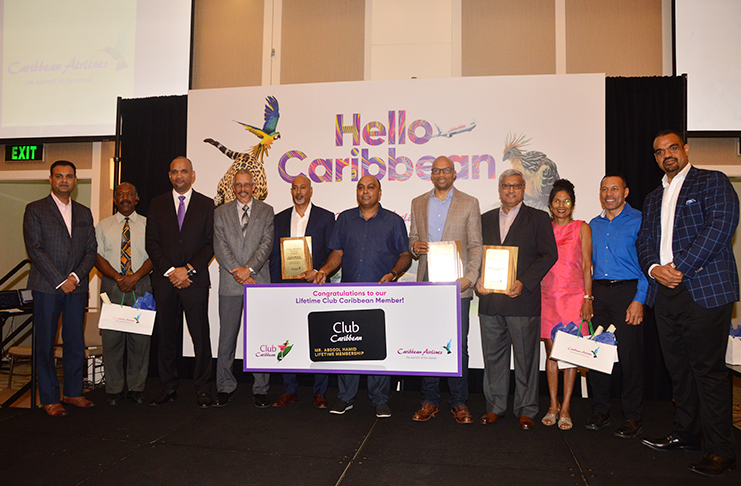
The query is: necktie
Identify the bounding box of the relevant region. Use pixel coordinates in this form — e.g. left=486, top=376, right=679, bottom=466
left=121, top=217, right=132, bottom=275
left=177, top=195, right=186, bottom=230
left=241, top=205, right=250, bottom=237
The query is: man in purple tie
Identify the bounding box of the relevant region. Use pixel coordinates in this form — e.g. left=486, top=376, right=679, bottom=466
left=146, top=157, right=215, bottom=408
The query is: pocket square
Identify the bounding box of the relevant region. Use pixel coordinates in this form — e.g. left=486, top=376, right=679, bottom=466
left=686, top=198, right=697, bottom=205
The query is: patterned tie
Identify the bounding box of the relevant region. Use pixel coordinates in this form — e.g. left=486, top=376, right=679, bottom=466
left=177, top=195, right=186, bottom=230
left=241, top=205, right=250, bottom=237
left=121, top=217, right=132, bottom=275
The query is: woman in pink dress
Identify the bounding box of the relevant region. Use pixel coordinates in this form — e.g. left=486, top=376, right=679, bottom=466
left=540, top=179, right=593, bottom=430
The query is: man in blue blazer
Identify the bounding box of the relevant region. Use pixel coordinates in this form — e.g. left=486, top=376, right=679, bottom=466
left=637, top=130, right=738, bottom=476
left=269, top=175, right=334, bottom=409
left=23, top=160, right=97, bottom=417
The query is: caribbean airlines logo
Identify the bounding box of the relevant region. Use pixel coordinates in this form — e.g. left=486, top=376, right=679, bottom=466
left=443, top=339, right=452, bottom=354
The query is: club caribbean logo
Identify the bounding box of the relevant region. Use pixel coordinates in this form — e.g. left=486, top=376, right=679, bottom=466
left=277, top=340, right=293, bottom=362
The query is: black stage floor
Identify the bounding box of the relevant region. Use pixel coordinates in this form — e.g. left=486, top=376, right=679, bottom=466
left=1, top=379, right=739, bottom=485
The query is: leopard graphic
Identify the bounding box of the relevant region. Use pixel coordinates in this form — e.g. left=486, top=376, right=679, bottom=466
left=204, top=138, right=268, bottom=206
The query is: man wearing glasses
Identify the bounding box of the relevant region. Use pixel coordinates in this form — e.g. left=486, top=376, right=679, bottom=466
left=408, top=156, right=482, bottom=424
left=476, top=169, right=557, bottom=430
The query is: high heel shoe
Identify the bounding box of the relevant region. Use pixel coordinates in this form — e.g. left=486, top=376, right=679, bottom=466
left=541, top=406, right=560, bottom=426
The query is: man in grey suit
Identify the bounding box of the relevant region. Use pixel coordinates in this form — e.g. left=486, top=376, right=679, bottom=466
left=476, top=169, right=557, bottom=430
left=23, top=160, right=97, bottom=417
left=213, top=169, right=274, bottom=408
left=408, top=156, right=482, bottom=424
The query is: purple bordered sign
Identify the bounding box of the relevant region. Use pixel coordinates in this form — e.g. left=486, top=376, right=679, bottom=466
left=242, top=282, right=461, bottom=376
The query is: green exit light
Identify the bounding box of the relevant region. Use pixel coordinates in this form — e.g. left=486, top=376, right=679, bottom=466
left=5, top=144, right=44, bottom=161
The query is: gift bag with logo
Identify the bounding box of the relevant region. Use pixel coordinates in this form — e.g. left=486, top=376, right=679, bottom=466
left=726, top=326, right=741, bottom=366
left=98, top=292, right=157, bottom=336
left=551, top=320, right=618, bottom=374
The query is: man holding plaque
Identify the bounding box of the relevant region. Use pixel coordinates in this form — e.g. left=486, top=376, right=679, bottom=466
left=213, top=169, right=275, bottom=408
left=269, top=175, right=334, bottom=409
left=476, top=168, right=557, bottom=430
left=315, top=175, right=411, bottom=418
left=408, top=156, right=482, bottom=424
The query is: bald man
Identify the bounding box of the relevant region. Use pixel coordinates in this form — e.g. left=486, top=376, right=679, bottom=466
left=269, top=175, right=335, bottom=409
left=146, top=156, right=215, bottom=408
left=316, top=175, right=411, bottom=418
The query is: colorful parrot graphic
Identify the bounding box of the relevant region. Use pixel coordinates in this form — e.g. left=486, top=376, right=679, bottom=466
left=234, top=95, right=281, bottom=165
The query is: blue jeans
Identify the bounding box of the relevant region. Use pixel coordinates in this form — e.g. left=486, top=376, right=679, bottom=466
left=420, top=297, right=471, bottom=408
left=337, top=374, right=390, bottom=407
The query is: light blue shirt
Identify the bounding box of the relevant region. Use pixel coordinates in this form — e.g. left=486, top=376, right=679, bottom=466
left=428, top=187, right=454, bottom=242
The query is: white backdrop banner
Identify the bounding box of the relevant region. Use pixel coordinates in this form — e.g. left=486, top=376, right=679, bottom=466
left=243, top=283, right=461, bottom=375
left=185, top=74, right=606, bottom=367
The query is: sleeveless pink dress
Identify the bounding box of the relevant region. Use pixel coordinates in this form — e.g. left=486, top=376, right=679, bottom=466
left=541, top=220, right=587, bottom=339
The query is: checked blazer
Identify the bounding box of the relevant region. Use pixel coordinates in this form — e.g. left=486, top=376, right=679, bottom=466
left=637, top=166, right=740, bottom=309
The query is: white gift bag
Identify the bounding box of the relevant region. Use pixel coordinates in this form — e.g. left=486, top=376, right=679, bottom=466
left=98, top=301, right=156, bottom=336
left=725, top=336, right=741, bottom=366
left=551, top=330, right=618, bottom=374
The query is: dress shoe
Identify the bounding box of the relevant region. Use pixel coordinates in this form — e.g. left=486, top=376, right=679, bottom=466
left=254, top=394, right=270, bottom=408
left=150, top=390, right=178, bottom=406
left=614, top=420, right=643, bottom=439
left=107, top=392, right=126, bottom=406
left=479, top=412, right=501, bottom=425
left=214, top=391, right=234, bottom=407
left=640, top=434, right=701, bottom=452
left=313, top=394, right=328, bottom=409
left=197, top=392, right=213, bottom=408
left=450, top=405, right=473, bottom=424
left=128, top=391, right=145, bottom=405
left=688, top=453, right=737, bottom=477
left=412, top=402, right=440, bottom=422
left=585, top=412, right=610, bottom=430
left=518, top=416, right=535, bottom=430
left=272, top=393, right=299, bottom=407
left=43, top=403, right=68, bottom=417
left=62, top=395, right=95, bottom=408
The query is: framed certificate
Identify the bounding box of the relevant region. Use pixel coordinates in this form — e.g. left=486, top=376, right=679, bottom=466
left=280, top=236, right=312, bottom=279
left=482, top=245, right=518, bottom=293
left=427, top=240, right=463, bottom=283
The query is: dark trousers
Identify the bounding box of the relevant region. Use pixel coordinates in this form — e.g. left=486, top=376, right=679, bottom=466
left=420, top=297, right=471, bottom=408
left=654, top=283, right=735, bottom=459
left=153, top=282, right=213, bottom=394
left=588, top=280, right=644, bottom=421
left=33, top=291, right=87, bottom=405
left=282, top=373, right=329, bottom=396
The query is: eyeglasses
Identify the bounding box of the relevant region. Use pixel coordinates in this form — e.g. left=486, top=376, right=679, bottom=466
left=499, top=183, right=524, bottom=190
left=431, top=168, right=454, bottom=175
left=234, top=182, right=254, bottom=189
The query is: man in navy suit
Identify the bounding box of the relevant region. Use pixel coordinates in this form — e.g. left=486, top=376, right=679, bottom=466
left=268, top=175, right=335, bottom=409
left=146, top=156, right=215, bottom=408
left=637, top=130, right=738, bottom=476
left=23, top=160, right=97, bottom=417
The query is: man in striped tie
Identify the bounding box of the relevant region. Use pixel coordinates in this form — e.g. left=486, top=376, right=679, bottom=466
left=95, top=182, right=153, bottom=405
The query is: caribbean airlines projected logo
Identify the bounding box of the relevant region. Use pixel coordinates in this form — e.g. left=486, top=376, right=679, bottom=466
left=278, top=110, right=497, bottom=184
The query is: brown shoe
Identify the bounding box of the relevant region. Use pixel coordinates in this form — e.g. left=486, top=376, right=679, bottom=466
left=272, top=393, right=299, bottom=407
left=518, top=415, right=535, bottom=430
left=412, top=402, right=440, bottom=422
left=479, top=412, right=501, bottom=424
left=450, top=405, right=473, bottom=424
left=313, top=394, right=328, bottom=409
left=62, top=396, right=95, bottom=408
left=43, top=403, right=68, bottom=417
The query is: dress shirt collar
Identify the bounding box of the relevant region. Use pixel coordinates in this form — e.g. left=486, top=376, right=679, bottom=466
left=430, top=186, right=454, bottom=202
left=292, top=202, right=313, bottom=220
left=172, top=188, right=193, bottom=211
left=661, top=162, right=691, bottom=189
left=236, top=198, right=253, bottom=213
left=115, top=211, right=139, bottom=223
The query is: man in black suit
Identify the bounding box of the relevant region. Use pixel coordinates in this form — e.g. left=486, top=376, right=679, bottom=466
left=146, top=156, right=215, bottom=408
left=268, top=175, right=335, bottom=409
left=23, top=160, right=97, bottom=417
left=476, top=168, right=557, bottom=430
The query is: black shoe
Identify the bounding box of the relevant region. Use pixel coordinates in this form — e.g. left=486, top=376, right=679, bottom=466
left=640, top=434, right=701, bottom=452
left=197, top=392, right=213, bottom=408
left=614, top=420, right=643, bottom=439
left=150, top=390, right=177, bottom=406
left=214, top=391, right=234, bottom=407
left=585, top=412, right=610, bottom=430
left=688, top=453, right=737, bottom=476
left=128, top=391, right=145, bottom=405
left=254, top=394, right=269, bottom=408
left=107, top=392, right=126, bottom=406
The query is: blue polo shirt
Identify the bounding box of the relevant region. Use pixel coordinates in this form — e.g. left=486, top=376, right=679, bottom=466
left=329, top=204, right=409, bottom=283
left=589, top=202, right=648, bottom=304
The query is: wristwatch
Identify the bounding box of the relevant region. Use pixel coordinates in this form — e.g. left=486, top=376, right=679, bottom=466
left=186, top=264, right=196, bottom=278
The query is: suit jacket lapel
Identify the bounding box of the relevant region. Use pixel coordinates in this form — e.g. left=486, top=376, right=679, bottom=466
left=46, top=194, right=71, bottom=239
left=441, top=189, right=460, bottom=240
left=419, top=190, right=431, bottom=241
left=493, top=208, right=503, bottom=245
left=502, top=205, right=525, bottom=245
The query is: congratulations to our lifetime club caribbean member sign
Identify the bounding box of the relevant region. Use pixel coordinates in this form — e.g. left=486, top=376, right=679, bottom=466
left=242, top=282, right=461, bottom=376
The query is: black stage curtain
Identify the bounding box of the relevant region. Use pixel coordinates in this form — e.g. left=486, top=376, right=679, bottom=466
left=119, top=95, right=188, bottom=217
left=605, top=75, right=686, bottom=401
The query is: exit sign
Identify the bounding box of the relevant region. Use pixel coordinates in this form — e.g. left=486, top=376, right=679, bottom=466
left=5, top=144, right=43, bottom=161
